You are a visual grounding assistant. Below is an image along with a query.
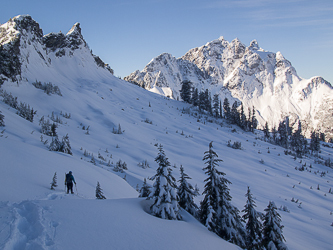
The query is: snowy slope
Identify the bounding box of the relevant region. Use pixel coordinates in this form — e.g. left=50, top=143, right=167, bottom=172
left=125, top=37, right=333, bottom=140
left=0, top=15, right=333, bottom=250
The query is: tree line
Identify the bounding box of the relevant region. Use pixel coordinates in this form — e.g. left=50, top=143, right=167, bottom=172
left=180, top=80, right=258, bottom=132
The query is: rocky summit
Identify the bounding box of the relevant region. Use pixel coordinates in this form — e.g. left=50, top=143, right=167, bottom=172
left=125, top=36, right=333, bottom=139
left=0, top=15, right=113, bottom=85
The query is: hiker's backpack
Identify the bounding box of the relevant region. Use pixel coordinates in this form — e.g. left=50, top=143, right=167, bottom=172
left=65, top=173, right=72, bottom=184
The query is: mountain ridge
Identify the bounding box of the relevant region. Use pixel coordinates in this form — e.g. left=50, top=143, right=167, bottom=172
left=125, top=37, right=332, bottom=140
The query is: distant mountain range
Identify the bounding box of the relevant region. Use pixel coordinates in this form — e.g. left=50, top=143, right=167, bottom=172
left=125, top=37, right=333, bottom=140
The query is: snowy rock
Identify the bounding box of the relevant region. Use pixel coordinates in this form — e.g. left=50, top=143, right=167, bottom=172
left=125, top=37, right=333, bottom=140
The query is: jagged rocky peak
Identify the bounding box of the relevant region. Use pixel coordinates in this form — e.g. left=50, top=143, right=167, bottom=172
left=249, top=40, right=259, bottom=51
left=12, top=15, right=43, bottom=38
left=43, top=22, right=86, bottom=52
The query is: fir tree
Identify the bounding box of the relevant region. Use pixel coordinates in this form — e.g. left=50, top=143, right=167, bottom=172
left=213, top=94, right=220, bottom=118
left=262, top=201, right=287, bottom=250
left=139, top=178, right=151, bottom=198
left=49, top=136, right=61, bottom=151
left=264, top=122, right=270, bottom=140
left=231, top=101, right=240, bottom=125
left=310, top=131, right=320, bottom=155
left=198, top=91, right=206, bottom=112
left=251, top=106, right=258, bottom=132
left=177, top=165, right=198, bottom=216
left=199, top=141, right=246, bottom=247
left=191, top=88, right=199, bottom=107
left=223, top=97, right=231, bottom=120
left=61, top=134, right=72, bottom=155
left=198, top=141, right=223, bottom=232
left=149, top=145, right=181, bottom=220
left=0, top=111, right=4, bottom=127
left=180, top=80, right=192, bottom=103
left=96, top=181, right=106, bottom=199
left=240, top=102, right=247, bottom=130
left=290, top=121, right=305, bottom=158
left=50, top=172, right=58, bottom=190
left=278, top=119, right=288, bottom=148
left=242, top=187, right=263, bottom=250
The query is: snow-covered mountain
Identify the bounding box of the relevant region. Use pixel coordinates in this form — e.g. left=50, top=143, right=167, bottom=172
left=0, top=15, right=113, bottom=86
left=124, top=37, right=333, bottom=140
left=1, top=15, right=333, bottom=250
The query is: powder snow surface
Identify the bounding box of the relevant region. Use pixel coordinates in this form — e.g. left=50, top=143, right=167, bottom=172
left=0, top=28, right=332, bottom=249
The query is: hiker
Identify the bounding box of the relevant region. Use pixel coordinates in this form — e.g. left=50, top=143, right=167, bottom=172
left=65, top=171, right=76, bottom=194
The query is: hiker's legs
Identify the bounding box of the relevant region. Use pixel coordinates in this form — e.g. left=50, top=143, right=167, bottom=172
left=67, top=183, right=73, bottom=194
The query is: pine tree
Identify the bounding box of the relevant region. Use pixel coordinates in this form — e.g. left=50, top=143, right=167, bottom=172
left=223, top=97, right=230, bottom=120
left=96, top=181, right=106, bottom=199
left=290, top=121, right=305, bottom=158
left=191, top=88, right=199, bottom=107
left=49, top=136, right=61, bottom=151
left=149, top=145, right=181, bottom=220
left=277, top=119, right=288, bottom=148
left=262, top=201, right=287, bottom=250
left=231, top=101, right=240, bottom=125
left=264, top=122, right=270, bottom=140
left=240, top=102, right=247, bottom=130
left=251, top=106, right=258, bottom=132
left=310, top=131, right=320, bottom=155
left=213, top=94, right=220, bottom=118
left=177, top=165, right=198, bottom=216
left=0, top=111, right=4, bottom=127
left=139, top=178, right=151, bottom=198
left=50, top=172, right=58, bottom=190
left=61, top=134, right=72, bottom=155
left=198, top=141, right=223, bottom=232
left=180, top=80, right=192, bottom=103
left=199, top=142, right=246, bottom=247
left=242, top=187, right=263, bottom=250
left=218, top=179, right=246, bottom=248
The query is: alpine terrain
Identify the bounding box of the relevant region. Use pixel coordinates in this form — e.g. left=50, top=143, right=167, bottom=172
left=125, top=37, right=333, bottom=140
left=0, top=15, right=333, bottom=250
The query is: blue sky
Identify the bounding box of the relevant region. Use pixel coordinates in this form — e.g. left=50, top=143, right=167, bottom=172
left=1, top=0, right=332, bottom=83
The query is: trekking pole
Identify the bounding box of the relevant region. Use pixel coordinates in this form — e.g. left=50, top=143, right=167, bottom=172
left=64, top=173, right=66, bottom=193
left=75, top=184, right=78, bottom=195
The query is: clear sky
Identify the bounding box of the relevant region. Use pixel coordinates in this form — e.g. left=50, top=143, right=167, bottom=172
left=1, top=0, right=332, bottom=83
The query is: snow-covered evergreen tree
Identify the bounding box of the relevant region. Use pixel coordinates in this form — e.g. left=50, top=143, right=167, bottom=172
left=49, top=136, right=61, bottom=151
left=264, top=122, right=270, bottom=140
left=218, top=179, right=246, bottom=248
left=231, top=101, right=240, bottom=125
left=50, top=172, right=58, bottom=190
left=240, top=103, right=247, bottom=130
left=198, top=141, right=223, bottom=232
left=262, top=201, right=287, bottom=250
left=223, top=97, right=230, bottom=120
left=177, top=165, right=198, bottom=216
left=310, top=131, right=320, bottom=155
left=191, top=88, right=199, bottom=107
left=213, top=94, right=220, bottom=118
left=149, top=144, right=181, bottom=220
left=139, top=178, right=151, bottom=198
left=199, top=141, right=246, bottom=248
left=61, top=134, right=72, bottom=155
left=251, top=106, right=258, bottom=132
left=96, top=181, right=106, bottom=199
left=290, top=121, right=306, bottom=157
left=180, top=80, right=192, bottom=104
left=0, top=111, right=4, bottom=127
left=242, top=186, right=263, bottom=250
